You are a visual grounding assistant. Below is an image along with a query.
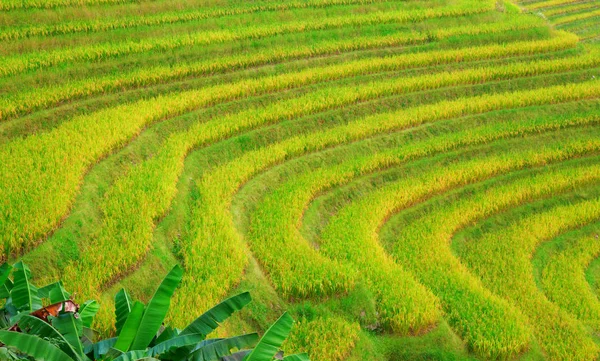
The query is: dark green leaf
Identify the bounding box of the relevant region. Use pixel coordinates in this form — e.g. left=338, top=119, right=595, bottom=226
left=50, top=312, right=86, bottom=360
left=115, top=289, right=133, bottom=336
left=150, top=333, right=203, bottom=356
left=105, top=347, right=125, bottom=359
left=154, top=326, right=177, bottom=345
left=79, top=300, right=99, bottom=328
left=0, top=263, right=13, bottom=299
left=130, top=265, right=183, bottom=350
left=169, top=339, right=219, bottom=361
left=3, top=300, right=18, bottom=322
left=81, top=327, right=97, bottom=349
left=222, top=350, right=251, bottom=361
left=49, top=282, right=71, bottom=304
left=189, top=334, right=258, bottom=361
left=10, top=261, right=42, bottom=312
left=243, top=313, right=294, bottom=361
left=114, top=301, right=145, bottom=352
left=0, top=330, right=72, bottom=361
left=0, top=279, right=14, bottom=300
left=0, top=309, right=11, bottom=328
left=181, top=292, right=251, bottom=337
left=110, top=349, right=152, bottom=361
left=0, top=347, right=20, bottom=360
left=19, top=314, right=82, bottom=360
left=38, top=282, right=60, bottom=299
left=84, top=337, right=116, bottom=359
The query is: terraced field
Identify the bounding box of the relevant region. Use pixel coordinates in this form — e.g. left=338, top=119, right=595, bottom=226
left=519, top=0, right=600, bottom=40
left=1, top=0, right=599, bottom=359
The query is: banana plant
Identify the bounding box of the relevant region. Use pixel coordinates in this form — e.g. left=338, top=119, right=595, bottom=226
left=0, top=262, right=309, bottom=361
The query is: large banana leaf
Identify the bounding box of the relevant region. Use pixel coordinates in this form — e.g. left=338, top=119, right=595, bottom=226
left=38, top=282, right=59, bottom=299
left=189, top=334, right=259, bottom=361
left=115, top=288, right=133, bottom=336
left=153, top=326, right=178, bottom=345
left=0, top=330, right=72, bottom=361
left=0, top=263, right=13, bottom=298
left=150, top=333, right=203, bottom=356
left=81, top=326, right=98, bottom=350
left=51, top=312, right=87, bottom=360
left=222, top=350, right=251, bottom=361
left=114, top=301, right=145, bottom=352
left=243, top=313, right=294, bottom=361
left=0, top=347, right=20, bottom=360
left=84, top=337, right=116, bottom=359
left=169, top=339, right=219, bottom=361
left=2, top=299, right=18, bottom=325
left=111, top=349, right=154, bottom=361
left=79, top=300, right=99, bottom=328
left=49, top=282, right=71, bottom=303
left=130, top=265, right=183, bottom=350
left=283, top=353, right=309, bottom=361
left=10, top=261, right=42, bottom=312
left=19, top=314, right=82, bottom=360
left=181, top=292, right=252, bottom=337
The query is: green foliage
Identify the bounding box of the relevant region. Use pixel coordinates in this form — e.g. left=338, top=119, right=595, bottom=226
left=80, top=301, right=100, bottom=329
left=244, top=313, right=294, bottom=361
left=4, top=0, right=599, bottom=359
left=18, top=315, right=83, bottom=360
left=0, top=262, right=305, bottom=361
left=51, top=313, right=86, bottom=360
left=114, top=290, right=133, bottom=336
left=10, top=262, right=42, bottom=315
left=130, top=265, right=183, bottom=351
left=0, top=331, right=73, bottom=361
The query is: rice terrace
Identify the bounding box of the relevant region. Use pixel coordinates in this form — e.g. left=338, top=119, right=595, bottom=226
left=0, top=0, right=600, bottom=359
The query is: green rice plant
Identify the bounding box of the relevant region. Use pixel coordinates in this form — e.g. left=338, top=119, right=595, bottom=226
left=554, top=9, right=600, bottom=25
left=0, top=6, right=540, bottom=78
left=0, top=0, right=134, bottom=10
left=503, top=0, right=522, bottom=13
left=3, top=46, right=597, bottom=262
left=0, top=31, right=578, bottom=121
left=282, top=316, right=361, bottom=361
left=0, top=0, right=382, bottom=40
left=560, top=18, right=600, bottom=40
left=457, top=196, right=600, bottom=360
left=64, top=80, right=600, bottom=332
left=0, top=0, right=414, bottom=41
left=253, top=128, right=600, bottom=357
left=4, top=0, right=599, bottom=358
left=544, top=2, right=599, bottom=17
left=539, top=228, right=600, bottom=330
left=0, top=0, right=389, bottom=10
left=384, top=159, right=600, bottom=360
left=92, top=79, right=600, bottom=306
left=170, top=104, right=597, bottom=321
left=525, top=0, right=580, bottom=10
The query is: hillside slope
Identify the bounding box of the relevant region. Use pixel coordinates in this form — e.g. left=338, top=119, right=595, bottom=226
left=0, top=0, right=599, bottom=359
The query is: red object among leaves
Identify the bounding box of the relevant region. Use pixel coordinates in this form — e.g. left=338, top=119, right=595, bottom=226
left=7, top=300, right=79, bottom=332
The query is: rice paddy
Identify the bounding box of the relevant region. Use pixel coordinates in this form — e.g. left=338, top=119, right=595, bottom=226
left=1, top=0, right=599, bottom=359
